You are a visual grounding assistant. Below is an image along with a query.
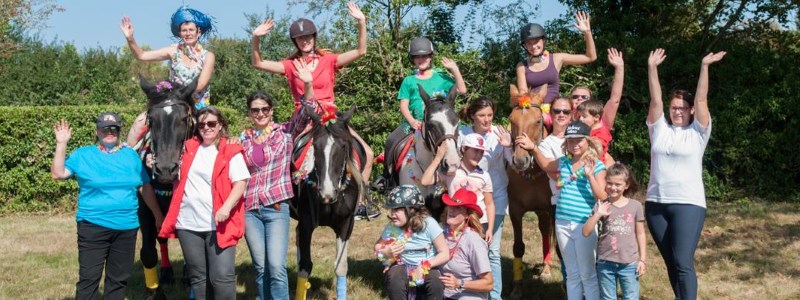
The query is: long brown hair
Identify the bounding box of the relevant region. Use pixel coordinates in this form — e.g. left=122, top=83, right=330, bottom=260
left=458, top=96, right=496, bottom=124
left=606, top=162, right=639, bottom=198
left=406, top=206, right=432, bottom=233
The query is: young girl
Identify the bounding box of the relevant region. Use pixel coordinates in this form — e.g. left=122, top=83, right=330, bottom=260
left=376, top=185, right=450, bottom=300
left=439, top=188, right=494, bottom=300
left=421, top=133, right=495, bottom=244
left=520, top=121, right=606, bottom=300
left=376, top=36, right=467, bottom=192
left=582, top=163, right=646, bottom=300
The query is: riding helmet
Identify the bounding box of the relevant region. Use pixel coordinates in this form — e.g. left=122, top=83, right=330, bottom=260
left=385, top=185, right=425, bottom=209
left=408, top=37, right=434, bottom=56
left=520, top=23, right=546, bottom=44
left=289, top=18, right=317, bottom=38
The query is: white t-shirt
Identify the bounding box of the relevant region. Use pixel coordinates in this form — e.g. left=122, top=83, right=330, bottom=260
left=457, top=125, right=512, bottom=215
left=647, top=116, right=712, bottom=208
left=538, top=134, right=565, bottom=205
left=177, top=145, right=250, bottom=231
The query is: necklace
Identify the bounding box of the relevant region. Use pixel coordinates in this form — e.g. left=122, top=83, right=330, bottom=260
left=98, top=143, right=122, bottom=154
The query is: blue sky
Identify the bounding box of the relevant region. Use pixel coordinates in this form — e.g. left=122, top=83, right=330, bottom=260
left=38, top=1, right=567, bottom=51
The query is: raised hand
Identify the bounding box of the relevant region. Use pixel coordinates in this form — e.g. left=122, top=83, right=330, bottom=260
left=608, top=48, right=624, bottom=68
left=293, top=59, right=314, bottom=84
left=53, top=119, right=72, bottom=144
left=252, top=19, right=275, bottom=37
left=596, top=201, right=611, bottom=217
left=648, top=48, right=666, bottom=67
left=119, top=16, right=135, bottom=40
left=494, top=126, right=512, bottom=148
left=441, top=57, right=459, bottom=72
left=702, top=51, right=727, bottom=66
left=582, top=157, right=596, bottom=177
left=574, top=11, right=591, bottom=33
left=347, top=1, right=366, bottom=22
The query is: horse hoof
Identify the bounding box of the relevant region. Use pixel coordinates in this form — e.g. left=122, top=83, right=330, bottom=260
left=509, top=286, right=523, bottom=299
left=159, top=266, right=174, bottom=285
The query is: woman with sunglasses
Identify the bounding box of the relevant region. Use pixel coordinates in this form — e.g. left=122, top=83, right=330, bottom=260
left=515, top=12, right=596, bottom=122
left=240, top=61, right=316, bottom=300
left=51, top=112, right=163, bottom=299
left=158, top=107, right=250, bottom=300
left=645, top=48, right=725, bottom=300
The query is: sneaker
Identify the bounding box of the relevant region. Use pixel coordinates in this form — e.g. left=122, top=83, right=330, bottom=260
left=354, top=204, right=368, bottom=220
left=366, top=205, right=382, bottom=220
left=371, top=176, right=387, bottom=193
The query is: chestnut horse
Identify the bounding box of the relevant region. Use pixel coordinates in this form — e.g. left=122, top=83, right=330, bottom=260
left=507, top=84, right=554, bottom=298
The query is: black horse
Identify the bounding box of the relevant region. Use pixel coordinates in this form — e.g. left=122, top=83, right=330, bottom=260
left=135, top=77, right=196, bottom=292
left=292, top=105, right=365, bottom=300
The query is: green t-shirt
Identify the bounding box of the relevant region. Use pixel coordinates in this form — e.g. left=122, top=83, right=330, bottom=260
left=397, top=70, right=455, bottom=130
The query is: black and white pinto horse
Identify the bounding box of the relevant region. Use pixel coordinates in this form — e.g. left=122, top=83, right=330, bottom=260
left=135, top=76, right=196, bottom=287
left=292, top=105, right=366, bottom=300
left=397, top=84, right=461, bottom=220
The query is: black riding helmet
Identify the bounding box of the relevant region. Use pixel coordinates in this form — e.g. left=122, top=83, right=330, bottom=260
left=408, top=37, right=434, bottom=57
left=520, top=23, right=546, bottom=44
left=385, top=185, right=425, bottom=210
left=290, top=18, right=317, bottom=38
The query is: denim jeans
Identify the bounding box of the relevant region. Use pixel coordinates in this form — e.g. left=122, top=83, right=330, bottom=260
left=483, top=215, right=504, bottom=300
left=556, top=219, right=599, bottom=300
left=646, top=202, right=706, bottom=300
left=244, top=201, right=290, bottom=300
left=597, top=259, right=639, bottom=300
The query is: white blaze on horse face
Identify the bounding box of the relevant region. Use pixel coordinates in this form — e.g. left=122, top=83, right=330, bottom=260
left=320, top=136, right=337, bottom=200
left=163, top=106, right=173, bottom=116
left=430, top=111, right=460, bottom=173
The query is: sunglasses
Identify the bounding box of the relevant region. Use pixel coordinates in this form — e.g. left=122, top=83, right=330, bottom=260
left=197, top=121, right=219, bottom=129
left=552, top=108, right=571, bottom=115
left=249, top=107, right=273, bottom=115
left=99, top=126, right=120, bottom=135
left=572, top=95, right=590, bottom=100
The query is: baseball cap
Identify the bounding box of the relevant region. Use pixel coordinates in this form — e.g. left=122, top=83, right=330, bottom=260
left=96, top=112, right=122, bottom=129
left=564, top=121, right=590, bottom=138
left=461, top=133, right=486, bottom=151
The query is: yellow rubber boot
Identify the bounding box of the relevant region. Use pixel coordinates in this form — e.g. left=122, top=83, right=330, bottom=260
left=513, top=257, right=524, bottom=282
left=296, top=276, right=311, bottom=300
left=144, top=266, right=159, bottom=289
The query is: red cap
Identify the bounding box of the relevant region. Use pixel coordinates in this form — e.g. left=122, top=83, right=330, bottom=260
left=442, top=188, right=483, bottom=218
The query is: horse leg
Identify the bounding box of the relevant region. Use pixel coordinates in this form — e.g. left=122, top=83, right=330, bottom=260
left=334, top=236, right=350, bottom=300
left=535, top=210, right=553, bottom=278
left=509, top=208, right=525, bottom=299
left=295, top=220, right=314, bottom=300
left=137, top=199, right=160, bottom=290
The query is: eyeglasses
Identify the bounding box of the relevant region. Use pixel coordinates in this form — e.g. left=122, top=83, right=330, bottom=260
left=571, top=95, right=590, bottom=100
left=670, top=106, right=691, bottom=112
left=249, top=107, right=273, bottom=115
left=197, top=121, right=219, bottom=129
left=99, top=126, right=120, bottom=135
left=552, top=108, right=571, bottom=115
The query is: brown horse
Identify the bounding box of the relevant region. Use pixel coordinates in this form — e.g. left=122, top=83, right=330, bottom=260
left=507, top=84, right=555, bottom=298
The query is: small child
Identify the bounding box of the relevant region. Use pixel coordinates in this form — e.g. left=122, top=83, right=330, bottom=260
left=376, top=185, right=450, bottom=300
left=582, top=163, right=646, bottom=300
left=577, top=100, right=615, bottom=166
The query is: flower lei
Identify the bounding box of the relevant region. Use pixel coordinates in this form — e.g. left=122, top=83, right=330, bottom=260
left=375, top=226, right=412, bottom=266
left=408, top=260, right=432, bottom=287
left=557, top=158, right=588, bottom=189
left=98, top=143, right=123, bottom=154
left=240, top=126, right=273, bottom=141
left=517, top=94, right=534, bottom=109
left=155, top=81, right=173, bottom=93
left=445, top=224, right=471, bottom=258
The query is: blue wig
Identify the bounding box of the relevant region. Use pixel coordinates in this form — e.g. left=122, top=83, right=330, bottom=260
left=170, top=6, right=215, bottom=39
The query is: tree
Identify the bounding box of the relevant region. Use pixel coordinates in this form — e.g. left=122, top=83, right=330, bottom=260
left=0, top=0, right=61, bottom=58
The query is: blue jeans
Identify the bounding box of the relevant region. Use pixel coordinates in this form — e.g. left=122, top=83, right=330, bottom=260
left=483, top=215, right=505, bottom=300
left=646, top=202, right=705, bottom=300
left=597, top=259, right=639, bottom=300
left=244, top=201, right=290, bottom=300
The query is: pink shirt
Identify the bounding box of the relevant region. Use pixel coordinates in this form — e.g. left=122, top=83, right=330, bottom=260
left=281, top=53, right=340, bottom=120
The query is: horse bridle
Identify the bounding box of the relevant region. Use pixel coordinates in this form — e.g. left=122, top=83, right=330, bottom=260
left=515, top=104, right=545, bottom=170
left=146, top=99, right=195, bottom=180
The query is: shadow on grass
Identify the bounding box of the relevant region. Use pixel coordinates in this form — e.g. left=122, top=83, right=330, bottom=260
left=499, top=256, right=565, bottom=300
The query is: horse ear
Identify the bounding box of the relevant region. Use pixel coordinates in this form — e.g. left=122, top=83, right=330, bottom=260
left=418, top=84, right=431, bottom=107
left=509, top=84, right=519, bottom=107
left=337, top=105, right=356, bottom=124
left=139, top=75, right=158, bottom=98
left=178, top=78, right=199, bottom=103
left=535, top=83, right=548, bottom=102
left=445, top=84, right=458, bottom=104
left=302, top=100, right=321, bottom=125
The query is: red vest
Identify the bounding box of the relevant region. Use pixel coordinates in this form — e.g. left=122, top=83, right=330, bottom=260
left=158, top=137, right=245, bottom=249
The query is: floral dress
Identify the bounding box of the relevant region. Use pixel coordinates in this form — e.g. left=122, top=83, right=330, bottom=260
left=170, top=43, right=211, bottom=109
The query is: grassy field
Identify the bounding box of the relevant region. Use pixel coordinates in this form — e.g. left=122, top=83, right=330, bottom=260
left=1, top=198, right=798, bottom=299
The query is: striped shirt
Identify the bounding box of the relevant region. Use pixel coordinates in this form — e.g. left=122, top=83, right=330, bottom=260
left=555, top=156, right=606, bottom=223
left=241, top=102, right=313, bottom=210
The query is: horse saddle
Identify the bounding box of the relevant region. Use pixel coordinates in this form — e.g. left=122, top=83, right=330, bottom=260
left=384, top=132, right=415, bottom=185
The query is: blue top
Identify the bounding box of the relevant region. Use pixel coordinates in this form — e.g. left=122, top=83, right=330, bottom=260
left=65, top=146, right=150, bottom=230
left=555, top=156, right=606, bottom=223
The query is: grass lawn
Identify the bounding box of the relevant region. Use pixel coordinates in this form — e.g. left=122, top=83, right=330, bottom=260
left=1, top=198, right=798, bottom=299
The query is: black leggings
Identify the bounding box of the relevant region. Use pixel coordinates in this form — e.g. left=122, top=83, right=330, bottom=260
left=385, top=264, right=443, bottom=300
left=646, top=202, right=706, bottom=300
left=138, top=192, right=172, bottom=269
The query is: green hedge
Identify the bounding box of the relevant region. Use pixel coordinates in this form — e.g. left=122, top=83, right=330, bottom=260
left=0, top=105, right=246, bottom=213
